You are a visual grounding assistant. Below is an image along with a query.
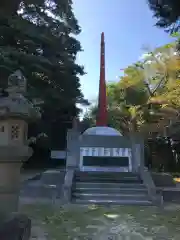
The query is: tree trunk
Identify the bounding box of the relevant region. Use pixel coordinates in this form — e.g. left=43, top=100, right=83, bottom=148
left=131, top=117, right=138, bottom=132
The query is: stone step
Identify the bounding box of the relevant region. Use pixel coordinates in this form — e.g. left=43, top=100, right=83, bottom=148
left=73, top=187, right=147, bottom=194
left=72, top=198, right=153, bottom=206
left=74, top=177, right=142, bottom=183
left=75, top=176, right=140, bottom=181
left=75, top=173, right=139, bottom=177
left=75, top=171, right=139, bottom=177
left=75, top=174, right=140, bottom=179
left=73, top=192, right=149, bottom=200
left=74, top=182, right=146, bottom=189
left=74, top=171, right=142, bottom=183
left=72, top=171, right=150, bottom=206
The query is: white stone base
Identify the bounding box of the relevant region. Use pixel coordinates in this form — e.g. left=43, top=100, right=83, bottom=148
left=79, top=147, right=132, bottom=173
left=80, top=166, right=129, bottom=172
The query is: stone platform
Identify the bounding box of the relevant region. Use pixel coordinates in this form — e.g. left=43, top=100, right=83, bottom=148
left=71, top=171, right=153, bottom=205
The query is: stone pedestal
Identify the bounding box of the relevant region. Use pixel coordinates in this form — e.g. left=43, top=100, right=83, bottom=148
left=63, top=129, right=80, bottom=203
left=0, top=71, right=41, bottom=239
left=0, top=88, right=40, bottom=214
left=66, top=129, right=80, bottom=169
left=0, top=146, right=32, bottom=213
left=130, top=134, right=144, bottom=172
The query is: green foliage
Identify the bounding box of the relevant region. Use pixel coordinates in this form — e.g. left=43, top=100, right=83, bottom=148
left=0, top=0, right=86, bottom=148
left=171, top=32, right=180, bottom=38
left=86, top=41, right=180, bottom=137
left=147, top=0, right=180, bottom=53
left=0, top=0, right=84, bottom=112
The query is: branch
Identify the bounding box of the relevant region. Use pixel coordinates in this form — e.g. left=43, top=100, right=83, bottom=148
left=134, top=63, right=154, bottom=97
left=151, top=71, right=169, bottom=95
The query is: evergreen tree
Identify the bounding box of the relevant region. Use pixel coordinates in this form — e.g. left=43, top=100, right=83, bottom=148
left=0, top=0, right=85, bottom=148
left=147, top=0, right=180, bottom=33
left=0, top=0, right=84, bottom=114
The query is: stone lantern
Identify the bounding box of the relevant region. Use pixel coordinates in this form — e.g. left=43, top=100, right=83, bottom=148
left=0, top=70, right=40, bottom=214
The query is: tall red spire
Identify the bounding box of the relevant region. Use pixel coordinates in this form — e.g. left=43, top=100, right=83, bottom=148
left=96, top=32, right=108, bottom=126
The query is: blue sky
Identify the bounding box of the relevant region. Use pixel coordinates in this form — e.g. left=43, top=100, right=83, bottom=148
left=73, top=0, right=173, bottom=103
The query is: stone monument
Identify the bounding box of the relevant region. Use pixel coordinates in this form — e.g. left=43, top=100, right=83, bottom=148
left=65, top=33, right=143, bottom=173
left=0, top=70, right=40, bottom=239
left=63, top=33, right=162, bottom=206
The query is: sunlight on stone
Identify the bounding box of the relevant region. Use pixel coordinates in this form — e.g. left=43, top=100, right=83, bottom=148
left=110, top=224, right=131, bottom=234
left=127, top=214, right=135, bottom=220
left=174, top=177, right=180, bottom=182
left=104, top=213, right=119, bottom=219
left=88, top=205, right=98, bottom=210
left=152, top=226, right=168, bottom=234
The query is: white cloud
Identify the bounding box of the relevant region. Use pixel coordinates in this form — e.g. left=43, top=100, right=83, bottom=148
left=139, top=52, right=152, bottom=61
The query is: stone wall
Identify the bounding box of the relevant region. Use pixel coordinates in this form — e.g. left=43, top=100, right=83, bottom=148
left=66, top=130, right=145, bottom=172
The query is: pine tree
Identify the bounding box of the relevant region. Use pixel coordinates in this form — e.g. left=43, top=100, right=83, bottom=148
left=0, top=0, right=84, bottom=116
left=147, top=0, right=180, bottom=33
left=0, top=0, right=86, bottom=150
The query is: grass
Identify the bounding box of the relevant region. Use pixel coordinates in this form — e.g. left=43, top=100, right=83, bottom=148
left=20, top=203, right=180, bottom=240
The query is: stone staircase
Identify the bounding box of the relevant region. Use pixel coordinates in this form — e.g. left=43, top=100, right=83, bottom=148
left=71, top=171, right=153, bottom=205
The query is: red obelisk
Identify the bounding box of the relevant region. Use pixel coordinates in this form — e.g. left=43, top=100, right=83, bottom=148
left=96, top=32, right=108, bottom=126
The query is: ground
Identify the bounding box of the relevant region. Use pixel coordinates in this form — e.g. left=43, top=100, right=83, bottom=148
left=19, top=202, right=180, bottom=240
left=20, top=169, right=180, bottom=239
